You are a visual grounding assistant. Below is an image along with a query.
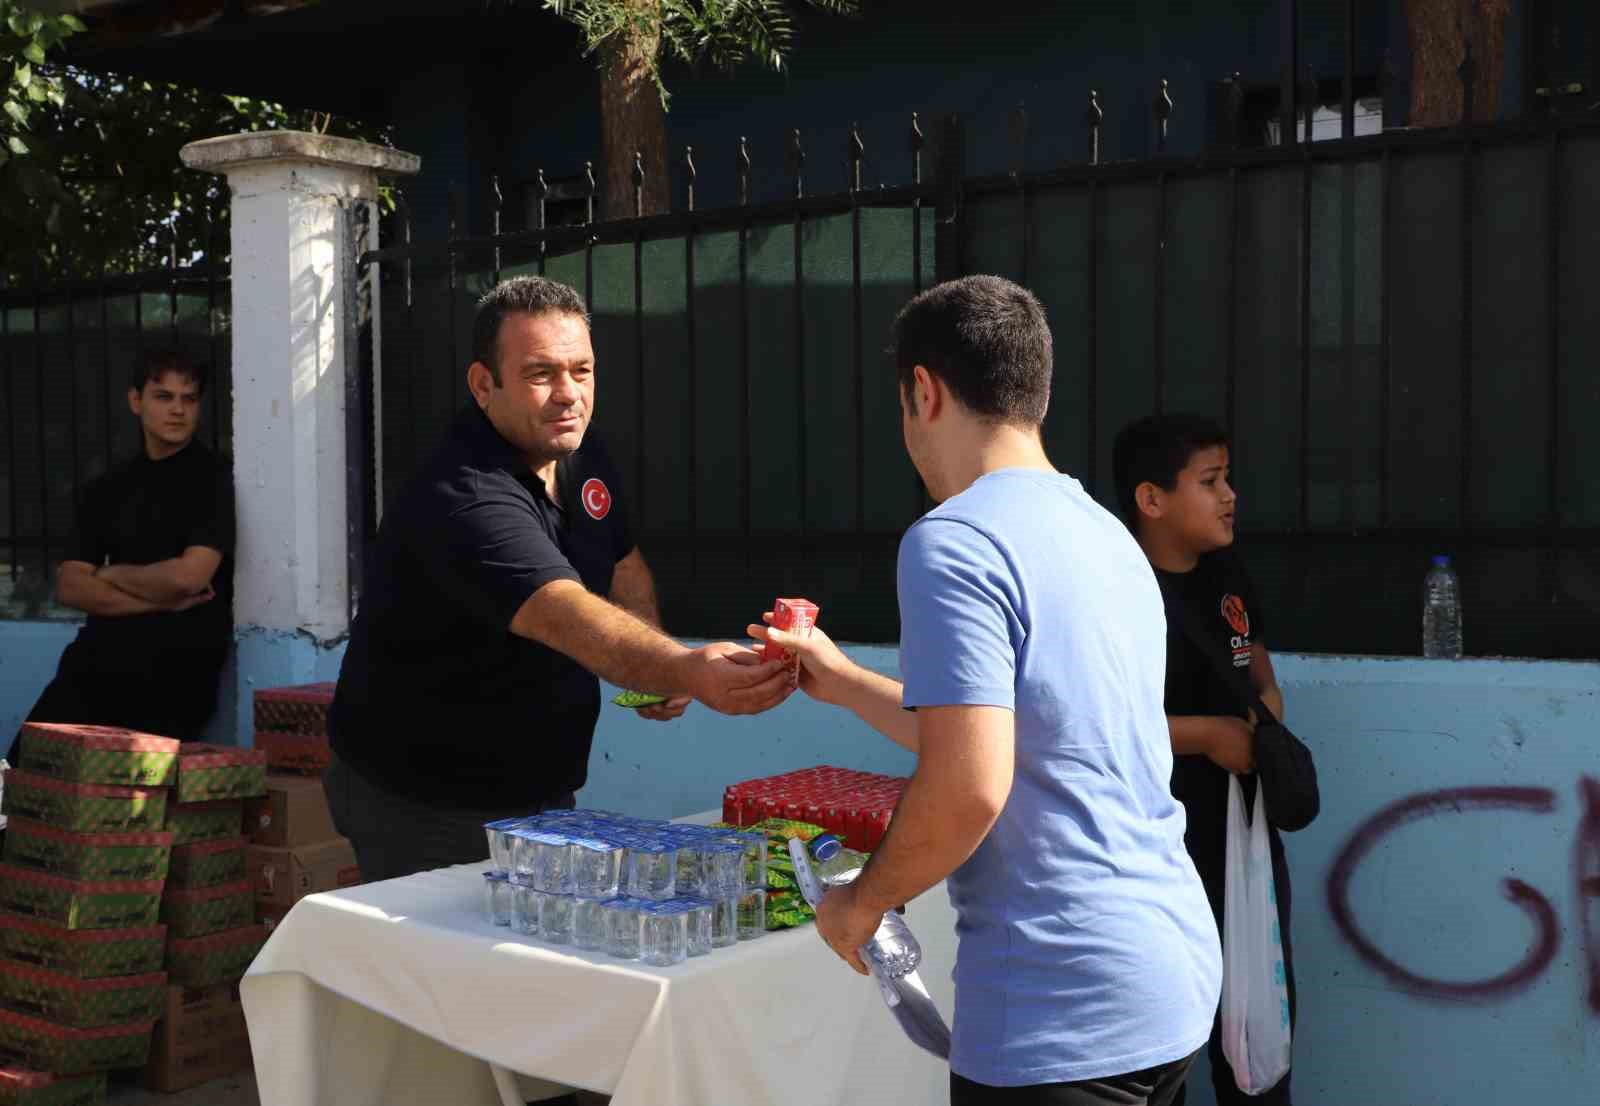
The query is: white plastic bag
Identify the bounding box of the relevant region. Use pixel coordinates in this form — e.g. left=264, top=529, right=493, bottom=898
left=1220, top=774, right=1292, bottom=1095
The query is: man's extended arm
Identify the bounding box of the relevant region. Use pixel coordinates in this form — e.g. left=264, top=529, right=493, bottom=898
left=56, top=562, right=207, bottom=618
left=748, top=618, right=919, bottom=752
left=511, top=580, right=790, bottom=716
left=815, top=704, right=1014, bottom=973
left=609, top=548, right=662, bottom=627
left=95, top=547, right=222, bottom=606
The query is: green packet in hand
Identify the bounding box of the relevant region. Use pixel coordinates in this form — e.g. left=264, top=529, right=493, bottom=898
left=612, top=690, right=669, bottom=709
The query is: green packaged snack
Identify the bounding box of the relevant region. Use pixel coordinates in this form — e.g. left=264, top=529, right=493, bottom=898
left=171, top=746, right=267, bottom=804
left=14, top=725, right=178, bottom=789
left=0, top=1010, right=153, bottom=1076
left=167, top=838, right=247, bottom=890
left=160, top=881, right=255, bottom=940
left=1, top=773, right=167, bottom=835
left=0, top=1068, right=107, bottom=1106
left=0, top=963, right=165, bottom=1030
left=0, top=916, right=167, bottom=981
left=2, top=820, right=174, bottom=882
left=611, top=690, right=669, bottom=709
left=164, top=801, right=243, bottom=846
left=763, top=889, right=815, bottom=930
left=0, top=866, right=163, bottom=931
left=165, top=926, right=266, bottom=989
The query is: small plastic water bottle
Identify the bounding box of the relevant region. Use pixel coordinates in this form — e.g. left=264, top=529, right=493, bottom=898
left=1422, top=555, right=1463, bottom=659
left=862, top=908, right=923, bottom=980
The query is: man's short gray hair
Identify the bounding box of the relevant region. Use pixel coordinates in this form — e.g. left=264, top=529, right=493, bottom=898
left=472, top=276, right=590, bottom=383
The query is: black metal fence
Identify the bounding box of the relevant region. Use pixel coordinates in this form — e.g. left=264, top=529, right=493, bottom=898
left=0, top=233, right=232, bottom=619
left=364, top=71, right=1600, bottom=659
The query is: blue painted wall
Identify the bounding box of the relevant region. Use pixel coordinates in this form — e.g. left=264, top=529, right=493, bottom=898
left=3, top=619, right=1595, bottom=1104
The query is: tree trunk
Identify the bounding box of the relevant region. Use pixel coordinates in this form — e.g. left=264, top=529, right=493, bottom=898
left=1406, top=0, right=1511, bottom=127
left=598, top=1, right=670, bottom=220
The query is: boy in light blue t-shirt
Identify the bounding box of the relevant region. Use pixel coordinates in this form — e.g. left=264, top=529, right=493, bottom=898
left=753, top=276, right=1221, bottom=1106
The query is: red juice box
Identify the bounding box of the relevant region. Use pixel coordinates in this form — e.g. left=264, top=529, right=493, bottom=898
left=762, top=598, right=820, bottom=677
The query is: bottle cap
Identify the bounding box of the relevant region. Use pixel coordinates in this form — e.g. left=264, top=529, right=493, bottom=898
left=1431, top=554, right=1451, bottom=567
left=808, top=833, right=842, bottom=862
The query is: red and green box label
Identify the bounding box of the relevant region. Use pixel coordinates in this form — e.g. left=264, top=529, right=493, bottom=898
left=0, top=1010, right=153, bottom=1076
left=1, top=773, right=166, bottom=835
left=0, top=918, right=166, bottom=982
left=0, top=867, right=162, bottom=932
left=165, top=927, right=265, bottom=989
left=172, top=747, right=266, bottom=804
left=14, top=724, right=178, bottom=789
left=160, top=882, right=255, bottom=940
left=0, top=1069, right=106, bottom=1106
left=0, top=964, right=165, bottom=1030
left=163, top=801, right=242, bottom=846
left=166, top=839, right=246, bottom=890
left=2, top=821, right=173, bottom=882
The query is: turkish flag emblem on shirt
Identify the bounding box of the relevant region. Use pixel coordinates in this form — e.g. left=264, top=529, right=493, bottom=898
left=581, top=478, right=612, bottom=521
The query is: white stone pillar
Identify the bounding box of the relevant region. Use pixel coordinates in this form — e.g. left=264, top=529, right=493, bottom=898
left=180, top=132, right=419, bottom=740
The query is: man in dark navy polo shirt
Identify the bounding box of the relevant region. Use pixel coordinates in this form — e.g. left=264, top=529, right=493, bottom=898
left=9, top=349, right=233, bottom=750
left=328, top=276, right=791, bottom=882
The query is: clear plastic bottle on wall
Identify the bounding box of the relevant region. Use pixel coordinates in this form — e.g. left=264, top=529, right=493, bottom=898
left=1422, top=555, right=1463, bottom=659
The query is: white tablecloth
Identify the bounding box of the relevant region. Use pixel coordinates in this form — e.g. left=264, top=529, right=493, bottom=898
left=241, top=817, right=958, bottom=1106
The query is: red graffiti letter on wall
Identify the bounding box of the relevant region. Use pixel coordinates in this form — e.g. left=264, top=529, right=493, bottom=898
left=1578, top=776, right=1600, bottom=1014
left=1326, top=787, right=1560, bottom=1001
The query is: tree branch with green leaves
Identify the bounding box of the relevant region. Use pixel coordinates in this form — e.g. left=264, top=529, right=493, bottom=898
left=539, top=0, right=858, bottom=218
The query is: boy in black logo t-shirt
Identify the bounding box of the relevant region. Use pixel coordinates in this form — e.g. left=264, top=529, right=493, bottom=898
left=13, top=349, right=234, bottom=749
left=1113, top=414, right=1295, bottom=1106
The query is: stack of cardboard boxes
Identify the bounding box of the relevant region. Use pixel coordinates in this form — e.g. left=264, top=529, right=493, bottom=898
left=0, top=724, right=177, bottom=1105
left=245, top=683, right=359, bottom=933
left=146, top=744, right=270, bottom=1093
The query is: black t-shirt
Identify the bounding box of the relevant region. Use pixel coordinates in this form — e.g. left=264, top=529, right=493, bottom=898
left=331, top=405, right=635, bottom=809
left=58, top=440, right=235, bottom=681
left=1155, top=550, right=1291, bottom=933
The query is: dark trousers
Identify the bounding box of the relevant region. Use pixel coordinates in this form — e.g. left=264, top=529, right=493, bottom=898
left=21, top=667, right=221, bottom=746
left=322, top=755, right=575, bottom=883
left=952, top=1051, right=1198, bottom=1106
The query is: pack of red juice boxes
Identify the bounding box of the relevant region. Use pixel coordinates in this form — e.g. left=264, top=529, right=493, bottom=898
left=721, top=766, right=906, bottom=852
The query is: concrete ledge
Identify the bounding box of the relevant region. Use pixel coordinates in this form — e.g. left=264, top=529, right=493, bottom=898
left=181, top=131, right=420, bottom=176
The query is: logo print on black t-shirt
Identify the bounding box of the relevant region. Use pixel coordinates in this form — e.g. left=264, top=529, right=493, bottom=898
left=581, top=477, right=612, bottom=521
left=1221, top=593, right=1250, bottom=637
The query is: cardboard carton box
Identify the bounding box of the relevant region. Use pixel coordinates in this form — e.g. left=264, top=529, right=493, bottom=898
left=13, top=725, right=178, bottom=789
left=1, top=774, right=166, bottom=835
left=159, top=881, right=255, bottom=940
left=166, top=838, right=246, bottom=890
left=250, top=733, right=330, bottom=777
left=163, top=927, right=265, bottom=990
left=2, top=820, right=173, bottom=882
left=248, top=838, right=360, bottom=914
left=0, top=962, right=165, bottom=1029
left=141, top=982, right=250, bottom=1092
left=163, top=802, right=242, bottom=847
left=171, top=747, right=266, bottom=805
left=0, top=866, right=162, bottom=931
left=0, top=1068, right=105, bottom=1106
left=243, top=776, right=336, bottom=848
left=0, top=916, right=167, bottom=981
left=0, top=1009, right=153, bottom=1075
left=251, top=683, right=333, bottom=736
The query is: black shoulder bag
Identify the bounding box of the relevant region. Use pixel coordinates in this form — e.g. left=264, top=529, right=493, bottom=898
left=1165, top=594, right=1321, bottom=832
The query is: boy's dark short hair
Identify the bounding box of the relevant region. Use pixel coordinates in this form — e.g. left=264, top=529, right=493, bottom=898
left=130, top=349, right=207, bottom=395
left=472, top=276, right=591, bottom=385
left=1112, top=414, right=1231, bottom=526
left=891, top=275, right=1052, bottom=427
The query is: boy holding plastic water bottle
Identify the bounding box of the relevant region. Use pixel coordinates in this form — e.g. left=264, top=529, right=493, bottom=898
left=1112, top=414, right=1296, bottom=1106
left=752, top=277, right=1221, bottom=1106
